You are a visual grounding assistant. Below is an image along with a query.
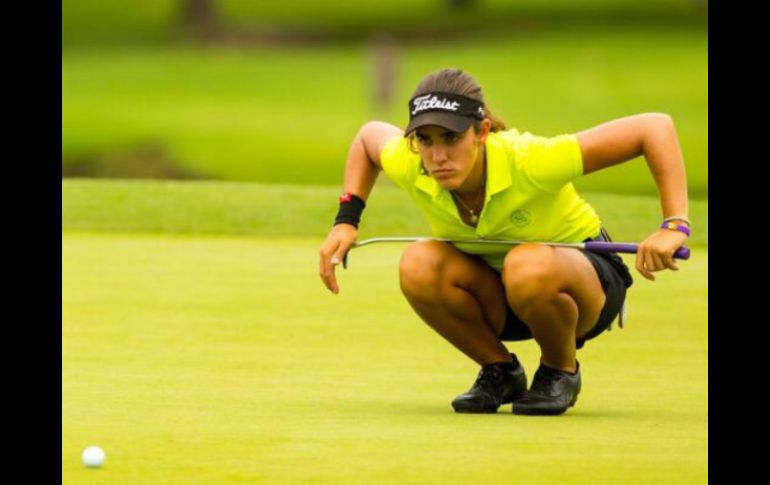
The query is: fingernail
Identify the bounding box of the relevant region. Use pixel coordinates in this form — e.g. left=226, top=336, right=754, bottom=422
left=331, top=257, right=339, bottom=265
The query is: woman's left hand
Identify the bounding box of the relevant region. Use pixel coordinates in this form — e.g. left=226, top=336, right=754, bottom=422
left=635, top=229, right=689, bottom=281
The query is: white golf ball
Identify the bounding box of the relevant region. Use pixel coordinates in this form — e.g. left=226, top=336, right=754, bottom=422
left=82, top=446, right=106, bottom=468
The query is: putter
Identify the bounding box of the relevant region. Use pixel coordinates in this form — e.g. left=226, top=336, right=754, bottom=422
left=341, top=237, right=691, bottom=269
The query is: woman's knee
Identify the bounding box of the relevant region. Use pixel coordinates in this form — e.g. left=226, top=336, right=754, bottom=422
left=399, top=241, right=451, bottom=298
left=502, top=244, right=560, bottom=309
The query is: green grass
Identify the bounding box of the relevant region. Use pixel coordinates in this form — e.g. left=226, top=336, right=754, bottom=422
left=62, top=179, right=708, bottom=246
left=62, top=179, right=707, bottom=481
left=221, top=0, right=705, bottom=36
left=62, top=232, right=707, bottom=483
left=62, top=0, right=704, bottom=48
left=62, top=0, right=178, bottom=47
left=62, top=26, right=707, bottom=197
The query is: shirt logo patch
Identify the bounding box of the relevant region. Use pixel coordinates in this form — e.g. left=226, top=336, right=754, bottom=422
left=510, top=209, right=532, bottom=227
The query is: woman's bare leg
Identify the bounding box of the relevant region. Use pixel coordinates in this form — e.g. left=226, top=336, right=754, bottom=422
left=398, top=240, right=510, bottom=365
left=502, top=244, right=606, bottom=373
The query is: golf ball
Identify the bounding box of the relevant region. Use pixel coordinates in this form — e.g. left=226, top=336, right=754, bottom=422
left=82, top=446, right=106, bottom=468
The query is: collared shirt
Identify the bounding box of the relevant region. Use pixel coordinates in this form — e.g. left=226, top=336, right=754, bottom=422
left=379, top=128, right=602, bottom=270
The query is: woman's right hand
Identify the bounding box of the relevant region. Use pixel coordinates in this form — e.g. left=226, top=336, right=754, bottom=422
left=319, top=223, right=359, bottom=294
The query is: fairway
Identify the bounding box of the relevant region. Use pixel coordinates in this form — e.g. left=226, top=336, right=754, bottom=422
left=62, top=232, right=707, bottom=484
left=61, top=26, right=707, bottom=196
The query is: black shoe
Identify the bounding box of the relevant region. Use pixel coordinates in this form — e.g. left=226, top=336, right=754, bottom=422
left=452, top=354, right=527, bottom=413
left=512, top=362, right=581, bottom=415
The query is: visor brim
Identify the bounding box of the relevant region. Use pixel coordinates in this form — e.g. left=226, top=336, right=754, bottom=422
left=404, top=111, right=475, bottom=136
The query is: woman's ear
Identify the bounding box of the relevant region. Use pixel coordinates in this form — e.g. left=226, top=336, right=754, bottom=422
left=477, top=119, right=492, bottom=143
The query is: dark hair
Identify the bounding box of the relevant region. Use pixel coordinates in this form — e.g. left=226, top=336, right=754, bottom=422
left=406, top=68, right=506, bottom=152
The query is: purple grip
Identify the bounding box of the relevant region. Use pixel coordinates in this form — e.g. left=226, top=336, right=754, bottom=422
left=584, top=241, right=691, bottom=260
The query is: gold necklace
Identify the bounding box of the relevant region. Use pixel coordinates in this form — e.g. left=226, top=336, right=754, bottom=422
left=450, top=190, right=482, bottom=224
left=451, top=167, right=486, bottom=225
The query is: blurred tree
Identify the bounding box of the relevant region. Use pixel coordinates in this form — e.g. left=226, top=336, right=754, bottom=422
left=370, top=33, right=397, bottom=113
left=180, top=0, right=222, bottom=41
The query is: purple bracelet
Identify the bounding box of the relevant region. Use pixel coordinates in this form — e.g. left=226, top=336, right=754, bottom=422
left=661, top=221, right=691, bottom=237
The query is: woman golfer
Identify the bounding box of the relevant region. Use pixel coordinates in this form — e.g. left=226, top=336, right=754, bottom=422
left=319, top=68, right=689, bottom=415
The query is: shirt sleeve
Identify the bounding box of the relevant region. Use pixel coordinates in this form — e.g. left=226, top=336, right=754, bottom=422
left=379, top=136, right=414, bottom=190
left=517, top=132, right=584, bottom=193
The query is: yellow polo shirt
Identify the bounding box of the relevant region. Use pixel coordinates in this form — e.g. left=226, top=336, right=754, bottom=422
left=379, top=128, right=601, bottom=270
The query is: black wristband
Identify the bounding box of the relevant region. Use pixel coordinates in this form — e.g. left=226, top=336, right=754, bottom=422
left=334, top=193, right=366, bottom=228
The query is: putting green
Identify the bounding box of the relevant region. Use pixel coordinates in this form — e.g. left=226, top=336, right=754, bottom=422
left=62, top=232, right=707, bottom=484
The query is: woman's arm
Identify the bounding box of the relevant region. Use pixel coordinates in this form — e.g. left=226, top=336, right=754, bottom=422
left=576, top=113, right=689, bottom=280
left=341, top=121, right=403, bottom=200
left=319, top=121, right=403, bottom=294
